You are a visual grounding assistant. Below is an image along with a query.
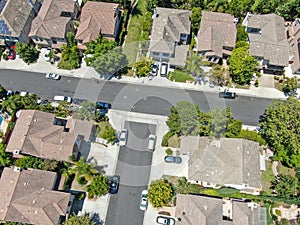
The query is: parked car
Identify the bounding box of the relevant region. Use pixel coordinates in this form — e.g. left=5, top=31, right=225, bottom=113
left=147, top=134, right=156, bottom=151
left=44, top=48, right=51, bottom=62
left=160, top=63, right=168, bottom=77
left=119, top=129, right=128, bottom=146
left=8, top=46, right=16, bottom=60
left=218, top=91, right=237, bottom=99
left=96, top=108, right=108, bottom=116
left=108, top=175, right=120, bottom=194
left=156, top=216, right=176, bottom=225
left=96, top=101, right=112, bottom=109
left=6, top=90, right=14, bottom=97
left=72, top=98, right=86, bottom=105
left=151, top=62, right=159, bottom=76
left=53, top=95, right=72, bottom=103
left=45, top=73, right=61, bottom=80
left=164, top=156, right=182, bottom=164
left=140, top=190, right=148, bottom=210
left=20, top=91, right=30, bottom=97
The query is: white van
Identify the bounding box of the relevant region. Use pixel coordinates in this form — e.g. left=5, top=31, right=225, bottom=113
left=160, top=63, right=168, bottom=77
left=53, top=95, right=72, bottom=103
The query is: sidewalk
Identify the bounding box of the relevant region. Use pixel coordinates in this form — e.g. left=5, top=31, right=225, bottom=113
left=0, top=51, right=288, bottom=100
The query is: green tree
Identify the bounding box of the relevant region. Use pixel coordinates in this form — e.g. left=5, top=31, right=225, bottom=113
left=66, top=32, right=77, bottom=48
left=16, top=42, right=39, bottom=64
left=259, top=97, right=300, bottom=167
left=0, top=143, right=11, bottom=167
left=236, top=25, right=248, bottom=42
left=197, top=111, right=211, bottom=136
left=0, top=84, right=7, bottom=99
left=133, top=57, right=153, bottom=78
left=271, top=174, right=298, bottom=198
left=97, top=121, right=116, bottom=143
left=210, top=64, right=228, bottom=86
left=73, top=101, right=96, bottom=121
left=225, top=119, right=242, bottom=137
left=87, top=175, right=108, bottom=198
left=63, top=214, right=94, bottom=225
left=166, top=106, right=181, bottom=135
left=228, top=45, right=258, bottom=85
left=1, top=94, right=39, bottom=115
left=58, top=45, right=81, bottom=70
left=238, top=129, right=266, bottom=145
left=185, top=52, right=205, bottom=77
left=282, top=77, right=299, bottom=95
left=190, top=7, right=201, bottom=30
left=148, top=179, right=174, bottom=208
left=276, top=0, right=300, bottom=20
left=92, top=48, right=128, bottom=78
left=210, top=107, right=233, bottom=138
left=69, top=157, right=99, bottom=183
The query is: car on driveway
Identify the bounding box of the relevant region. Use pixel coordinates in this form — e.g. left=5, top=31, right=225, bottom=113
left=119, top=129, right=128, bottom=146
left=147, top=134, right=156, bottom=151
left=151, top=62, right=159, bottom=76
left=164, top=156, right=182, bottom=164
left=45, top=73, right=61, bottom=80
left=8, top=46, right=16, bottom=60
left=218, top=91, right=237, bottom=99
left=140, top=190, right=148, bottom=210
left=108, top=175, right=120, bottom=194
left=156, top=216, right=176, bottom=225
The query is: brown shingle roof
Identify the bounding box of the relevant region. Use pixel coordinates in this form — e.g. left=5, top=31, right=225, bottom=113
left=0, top=0, right=36, bottom=37
left=196, top=11, right=237, bottom=57
left=0, top=167, right=70, bottom=225
left=75, top=1, right=119, bottom=43
left=246, top=13, right=289, bottom=67
left=180, top=136, right=261, bottom=189
left=29, top=0, right=75, bottom=39
left=6, top=110, right=77, bottom=161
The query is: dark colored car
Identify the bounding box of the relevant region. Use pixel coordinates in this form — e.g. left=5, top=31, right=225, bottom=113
left=151, top=63, right=159, bottom=76
left=8, top=46, right=16, bottom=60
left=218, top=91, right=237, bottom=99
left=164, top=156, right=182, bottom=164
left=96, top=108, right=108, bottom=116
left=96, top=101, right=112, bottom=109
left=72, top=98, right=86, bottom=105
left=108, top=175, right=120, bottom=194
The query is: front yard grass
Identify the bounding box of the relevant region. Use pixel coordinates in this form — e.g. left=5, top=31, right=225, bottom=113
left=261, top=161, right=275, bottom=195
left=123, top=0, right=147, bottom=64
left=167, top=70, right=195, bottom=83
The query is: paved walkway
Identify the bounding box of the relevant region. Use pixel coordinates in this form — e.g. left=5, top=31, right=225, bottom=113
left=0, top=49, right=288, bottom=100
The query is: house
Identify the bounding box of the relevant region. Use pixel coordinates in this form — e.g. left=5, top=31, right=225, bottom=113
left=6, top=110, right=94, bottom=162
left=180, top=136, right=262, bottom=192
left=148, top=7, right=191, bottom=68
left=29, top=0, right=79, bottom=49
left=0, top=0, right=40, bottom=43
left=175, top=194, right=267, bottom=225
left=75, top=1, right=121, bottom=50
left=195, top=11, right=237, bottom=63
left=0, top=167, right=73, bottom=225
left=243, top=13, right=289, bottom=74
left=287, top=18, right=300, bottom=75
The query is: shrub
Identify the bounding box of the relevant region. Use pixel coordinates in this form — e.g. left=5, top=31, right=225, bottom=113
left=168, top=134, right=181, bottom=148
left=165, top=148, right=173, bottom=155
left=239, top=129, right=266, bottom=145
left=161, top=131, right=172, bottom=147
left=274, top=76, right=280, bottom=80
left=77, top=176, right=88, bottom=186
left=3, top=53, right=8, bottom=60
left=254, top=80, right=259, bottom=87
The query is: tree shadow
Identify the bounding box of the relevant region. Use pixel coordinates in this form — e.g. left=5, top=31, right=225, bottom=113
left=132, top=6, right=142, bottom=16
left=90, top=213, right=104, bottom=225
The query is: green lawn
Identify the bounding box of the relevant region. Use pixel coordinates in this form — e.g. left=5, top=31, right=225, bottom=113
left=168, top=70, right=195, bottom=83
left=261, top=161, right=276, bottom=195
left=123, top=0, right=147, bottom=64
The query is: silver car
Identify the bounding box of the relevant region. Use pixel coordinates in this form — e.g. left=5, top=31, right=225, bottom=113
left=119, top=129, right=128, bottom=146
left=45, top=73, right=61, bottom=80
left=147, top=134, right=156, bottom=151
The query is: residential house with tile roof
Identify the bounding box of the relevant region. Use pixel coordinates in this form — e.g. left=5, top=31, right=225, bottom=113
left=6, top=110, right=94, bottom=162
left=175, top=194, right=267, bottom=225
left=75, top=1, right=121, bottom=50
left=243, top=13, right=289, bottom=74
left=0, top=167, right=73, bottom=225
left=0, top=0, right=40, bottom=43
left=287, top=18, right=300, bottom=75
left=195, top=11, right=237, bottom=63
left=180, top=136, right=262, bottom=193
left=148, top=7, right=191, bottom=68
left=29, top=0, right=79, bottom=49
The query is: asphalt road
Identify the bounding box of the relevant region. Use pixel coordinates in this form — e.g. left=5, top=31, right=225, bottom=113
left=105, top=121, right=156, bottom=225
left=0, top=69, right=274, bottom=125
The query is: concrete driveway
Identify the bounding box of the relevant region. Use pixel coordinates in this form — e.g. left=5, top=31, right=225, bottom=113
left=258, top=74, right=275, bottom=88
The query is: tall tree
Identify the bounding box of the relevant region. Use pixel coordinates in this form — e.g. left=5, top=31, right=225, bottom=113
left=259, top=97, right=300, bottom=167
left=87, top=175, right=108, bottom=198
left=73, top=101, right=96, bottom=121
left=210, top=64, right=228, bottom=86
left=190, top=7, right=202, bottom=30
left=185, top=52, right=205, bottom=77
left=133, top=57, right=153, bottom=78
left=68, top=157, right=98, bottom=183
left=16, top=43, right=39, bottom=64
left=148, top=179, right=174, bottom=208
left=166, top=106, right=182, bottom=135
left=271, top=174, right=298, bottom=198
left=210, top=107, right=233, bottom=138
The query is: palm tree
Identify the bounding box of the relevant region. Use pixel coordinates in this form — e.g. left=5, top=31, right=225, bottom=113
left=68, top=157, right=98, bottom=183
left=185, top=52, right=205, bottom=77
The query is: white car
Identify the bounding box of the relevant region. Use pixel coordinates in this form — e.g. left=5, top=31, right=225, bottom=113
left=147, top=134, right=156, bottom=151
left=20, top=91, right=30, bottom=97
left=119, top=129, right=128, bottom=146
left=156, top=216, right=176, bottom=225
left=140, top=190, right=148, bottom=210
left=44, top=48, right=51, bottom=62
left=45, top=73, right=61, bottom=80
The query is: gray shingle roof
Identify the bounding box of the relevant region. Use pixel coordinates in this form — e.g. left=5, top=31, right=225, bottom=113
left=180, top=136, right=261, bottom=189
left=246, top=13, right=289, bottom=67
left=287, top=19, right=300, bottom=73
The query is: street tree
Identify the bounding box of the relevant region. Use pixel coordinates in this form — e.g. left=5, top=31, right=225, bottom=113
left=185, top=52, right=205, bottom=77
left=16, top=42, right=39, bottom=64
left=166, top=106, right=182, bottom=135
left=259, top=97, right=300, bottom=167
left=148, top=179, right=174, bottom=208
left=63, top=214, right=94, bottom=225
left=228, top=45, right=258, bottom=85
left=87, top=175, right=108, bottom=198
